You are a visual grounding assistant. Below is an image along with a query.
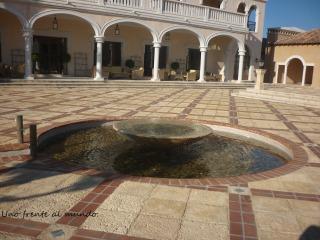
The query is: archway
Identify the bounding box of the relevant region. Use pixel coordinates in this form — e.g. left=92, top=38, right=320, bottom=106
left=206, top=33, right=245, bottom=82
left=247, top=6, right=257, bottom=32
left=102, top=21, right=155, bottom=79
left=237, top=3, right=246, bottom=13
left=0, top=8, right=25, bottom=78
left=287, top=58, right=304, bottom=84
left=202, top=0, right=222, bottom=8
left=31, top=13, right=97, bottom=77
left=158, top=27, right=203, bottom=81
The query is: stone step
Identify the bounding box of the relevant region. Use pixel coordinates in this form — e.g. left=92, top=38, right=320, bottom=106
left=246, top=88, right=320, bottom=101
left=0, top=80, right=254, bottom=89
left=233, top=90, right=320, bottom=108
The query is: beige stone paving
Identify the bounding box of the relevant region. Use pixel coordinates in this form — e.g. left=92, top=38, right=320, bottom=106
left=252, top=196, right=320, bottom=240
left=82, top=182, right=229, bottom=240
left=0, top=169, right=103, bottom=223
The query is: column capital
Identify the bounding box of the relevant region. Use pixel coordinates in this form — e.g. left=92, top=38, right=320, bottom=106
left=153, top=42, right=161, bottom=48
left=94, top=36, right=105, bottom=43
left=200, top=46, right=208, bottom=52
left=238, top=49, right=246, bottom=56
left=22, top=28, right=33, bottom=38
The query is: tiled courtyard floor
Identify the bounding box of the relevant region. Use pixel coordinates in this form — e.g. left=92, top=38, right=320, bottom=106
left=0, top=86, right=320, bottom=240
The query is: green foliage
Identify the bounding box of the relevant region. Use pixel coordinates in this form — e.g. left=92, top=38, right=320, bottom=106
left=125, top=59, right=135, bottom=69
left=171, top=62, right=180, bottom=70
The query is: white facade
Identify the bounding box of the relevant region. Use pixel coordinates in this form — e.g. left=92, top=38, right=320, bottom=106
left=0, top=0, right=266, bottom=82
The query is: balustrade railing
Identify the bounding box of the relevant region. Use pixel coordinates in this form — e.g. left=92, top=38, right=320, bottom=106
left=31, top=0, right=247, bottom=28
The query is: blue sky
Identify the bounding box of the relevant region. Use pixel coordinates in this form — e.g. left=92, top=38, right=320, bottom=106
left=263, top=0, right=320, bottom=36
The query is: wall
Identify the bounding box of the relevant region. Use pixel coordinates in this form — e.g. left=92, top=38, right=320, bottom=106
left=0, top=10, right=24, bottom=65
left=270, top=44, right=320, bottom=87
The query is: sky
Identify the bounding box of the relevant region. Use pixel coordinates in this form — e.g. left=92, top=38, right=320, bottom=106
left=263, top=0, right=320, bottom=36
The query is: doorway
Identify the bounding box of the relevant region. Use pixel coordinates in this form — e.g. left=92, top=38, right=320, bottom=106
left=187, top=48, right=200, bottom=71
left=33, top=36, right=67, bottom=74
left=144, top=45, right=168, bottom=76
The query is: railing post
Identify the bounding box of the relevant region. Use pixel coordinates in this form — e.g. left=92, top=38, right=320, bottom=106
left=16, top=115, right=24, bottom=144
left=29, top=124, right=37, bottom=158
left=159, top=0, right=164, bottom=13
left=204, top=7, right=209, bottom=21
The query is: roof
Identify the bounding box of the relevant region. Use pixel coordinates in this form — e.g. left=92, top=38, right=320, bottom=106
left=274, top=29, right=320, bottom=45
left=269, top=27, right=306, bottom=33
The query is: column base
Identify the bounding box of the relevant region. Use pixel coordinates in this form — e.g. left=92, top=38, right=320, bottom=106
left=24, top=76, right=34, bottom=80
left=150, top=78, right=160, bottom=82
left=197, top=79, right=206, bottom=83
left=94, top=76, right=104, bottom=81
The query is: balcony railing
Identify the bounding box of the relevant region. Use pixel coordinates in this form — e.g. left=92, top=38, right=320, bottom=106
left=29, top=0, right=248, bottom=29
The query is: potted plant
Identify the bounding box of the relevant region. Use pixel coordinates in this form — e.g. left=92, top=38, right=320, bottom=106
left=171, top=62, right=180, bottom=71
left=125, top=59, right=135, bottom=70
left=61, top=53, right=71, bottom=75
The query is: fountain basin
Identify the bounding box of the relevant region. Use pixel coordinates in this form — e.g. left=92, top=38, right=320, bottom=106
left=113, top=118, right=212, bottom=146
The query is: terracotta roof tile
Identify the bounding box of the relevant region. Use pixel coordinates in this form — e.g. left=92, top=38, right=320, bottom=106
left=274, top=29, right=320, bottom=45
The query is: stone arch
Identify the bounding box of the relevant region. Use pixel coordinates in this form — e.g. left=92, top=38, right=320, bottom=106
left=29, top=9, right=100, bottom=36
left=285, top=55, right=306, bottom=67
left=246, top=4, right=258, bottom=32
left=206, top=32, right=245, bottom=51
left=237, top=2, right=246, bottom=13
left=159, top=26, right=205, bottom=47
left=102, top=18, right=158, bottom=43
left=0, top=4, right=28, bottom=28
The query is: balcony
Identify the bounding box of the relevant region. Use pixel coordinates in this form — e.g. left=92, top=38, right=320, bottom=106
left=27, top=0, right=248, bottom=31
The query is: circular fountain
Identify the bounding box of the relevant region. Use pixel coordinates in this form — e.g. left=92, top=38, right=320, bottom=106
left=112, top=118, right=212, bottom=146
left=38, top=118, right=299, bottom=179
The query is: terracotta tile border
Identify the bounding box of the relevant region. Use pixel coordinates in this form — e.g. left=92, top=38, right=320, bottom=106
left=56, top=179, right=120, bottom=227
left=70, top=228, right=150, bottom=240
left=229, top=194, right=258, bottom=240
left=264, top=101, right=320, bottom=159
left=229, top=91, right=238, bottom=125
left=179, top=89, right=210, bottom=118
left=0, top=216, right=49, bottom=238
left=251, top=189, right=320, bottom=202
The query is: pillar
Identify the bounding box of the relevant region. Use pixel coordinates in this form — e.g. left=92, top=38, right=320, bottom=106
left=23, top=28, right=34, bottom=80
left=248, top=65, right=254, bottom=81
left=302, top=65, right=307, bottom=86
left=94, top=36, right=104, bottom=80
left=283, top=65, right=288, bottom=84
left=198, top=46, right=207, bottom=83
left=151, top=42, right=161, bottom=81
left=255, top=69, right=266, bottom=90
left=237, top=49, right=245, bottom=83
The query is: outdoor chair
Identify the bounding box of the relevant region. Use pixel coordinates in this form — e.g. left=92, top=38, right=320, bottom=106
left=132, top=67, right=144, bottom=79
left=158, top=69, right=169, bottom=81
left=185, top=69, right=197, bottom=81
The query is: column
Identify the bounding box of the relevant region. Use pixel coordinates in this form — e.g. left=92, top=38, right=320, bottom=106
left=283, top=65, right=287, bottom=84
left=237, top=49, right=245, bottom=83
left=23, top=28, right=34, bottom=80
left=151, top=42, right=161, bottom=81
left=94, top=36, right=104, bottom=81
left=198, top=46, right=207, bottom=83
left=302, top=65, right=307, bottom=86
left=248, top=65, right=254, bottom=81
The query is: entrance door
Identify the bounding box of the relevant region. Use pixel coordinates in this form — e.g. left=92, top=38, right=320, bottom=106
left=144, top=45, right=168, bottom=76
left=187, top=49, right=200, bottom=71
left=33, top=36, right=67, bottom=74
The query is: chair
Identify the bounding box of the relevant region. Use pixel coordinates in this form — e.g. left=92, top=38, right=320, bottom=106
left=132, top=67, right=144, bottom=79
left=158, top=69, right=169, bottom=81
left=185, top=69, right=197, bottom=81
left=92, top=66, right=110, bottom=79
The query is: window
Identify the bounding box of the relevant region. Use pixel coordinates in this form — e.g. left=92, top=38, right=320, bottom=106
left=94, top=41, right=122, bottom=66
left=202, top=0, right=222, bottom=9
left=237, top=3, right=246, bottom=14
left=248, top=6, right=257, bottom=32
